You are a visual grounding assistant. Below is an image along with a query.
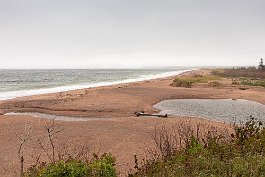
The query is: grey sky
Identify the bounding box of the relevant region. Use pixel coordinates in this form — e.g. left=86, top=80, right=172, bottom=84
left=0, top=0, right=264, bottom=69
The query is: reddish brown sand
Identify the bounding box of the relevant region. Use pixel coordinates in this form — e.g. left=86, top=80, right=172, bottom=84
left=0, top=115, right=232, bottom=177
left=0, top=69, right=265, bottom=176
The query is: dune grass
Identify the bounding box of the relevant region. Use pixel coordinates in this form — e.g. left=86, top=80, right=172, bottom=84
left=232, top=78, right=265, bottom=88
left=212, top=68, right=265, bottom=79
left=171, top=75, right=222, bottom=88
left=213, top=68, right=265, bottom=88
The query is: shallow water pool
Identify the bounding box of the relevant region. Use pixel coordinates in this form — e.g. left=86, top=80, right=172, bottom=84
left=154, top=99, right=265, bottom=124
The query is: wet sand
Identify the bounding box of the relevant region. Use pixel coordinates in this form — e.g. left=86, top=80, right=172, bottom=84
left=0, top=69, right=265, bottom=176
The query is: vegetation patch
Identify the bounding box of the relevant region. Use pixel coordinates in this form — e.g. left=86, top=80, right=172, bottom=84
left=129, top=117, right=265, bottom=177
left=171, top=75, right=221, bottom=88
left=235, top=78, right=265, bottom=88
left=24, top=153, right=117, bottom=177
left=170, top=78, right=193, bottom=88
left=213, top=65, right=265, bottom=88
left=213, top=68, right=265, bottom=79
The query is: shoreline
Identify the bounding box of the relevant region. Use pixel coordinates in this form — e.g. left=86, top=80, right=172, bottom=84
left=1, top=68, right=265, bottom=118
left=0, top=69, right=208, bottom=117
left=0, top=69, right=193, bottom=101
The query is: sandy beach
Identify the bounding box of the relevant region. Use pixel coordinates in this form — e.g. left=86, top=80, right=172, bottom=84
left=1, top=69, right=265, bottom=117
left=1, top=69, right=265, bottom=176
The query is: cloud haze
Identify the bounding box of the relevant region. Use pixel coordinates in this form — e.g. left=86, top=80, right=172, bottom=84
left=0, top=0, right=264, bottom=68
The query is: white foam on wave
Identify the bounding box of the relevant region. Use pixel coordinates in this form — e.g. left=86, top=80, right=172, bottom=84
left=0, top=69, right=192, bottom=100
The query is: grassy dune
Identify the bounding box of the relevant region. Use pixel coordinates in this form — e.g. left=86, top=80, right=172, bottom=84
left=213, top=68, right=265, bottom=88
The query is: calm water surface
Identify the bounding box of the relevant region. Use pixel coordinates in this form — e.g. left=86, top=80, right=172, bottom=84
left=154, top=99, right=265, bottom=124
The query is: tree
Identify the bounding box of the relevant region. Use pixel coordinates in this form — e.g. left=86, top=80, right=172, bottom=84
left=258, top=58, right=265, bottom=70
left=11, top=122, right=33, bottom=176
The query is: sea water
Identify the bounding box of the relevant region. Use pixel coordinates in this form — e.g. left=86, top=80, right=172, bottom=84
left=0, top=68, right=190, bottom=100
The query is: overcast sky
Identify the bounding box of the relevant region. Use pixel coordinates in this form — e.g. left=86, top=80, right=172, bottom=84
left=0, top=0, right=264, bottom=69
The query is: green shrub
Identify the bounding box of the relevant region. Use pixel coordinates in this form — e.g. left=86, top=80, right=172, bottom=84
left=240, top=78, right=265, bottom=88
left=89, top=153, right=116, bottom=177
left=230, top=77, right=265, bottom=88
left=171, top=78, right=193, bottom=88
left=24, top=153, right=117, bottom=177
left=130, top=117, right=265, bottom=177
left=171, top=75, right=221, bottom=88
left=26, top=160, right=89, bottom=177
left=213, top=68, right=265, bottom=87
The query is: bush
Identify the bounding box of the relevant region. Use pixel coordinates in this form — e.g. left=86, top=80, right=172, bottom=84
left=129, top=117, right=265, bottom=177
left=171, top=75, right=221, bottom=88
left=89, top=153, right=116, bottom=177
left=213, top=69, right=265, bottom=88
left=231, top=78, right=265, bottom=88
left=171, top=78, right=193, bottom=88
left=24, top=153, right=117, bottom=177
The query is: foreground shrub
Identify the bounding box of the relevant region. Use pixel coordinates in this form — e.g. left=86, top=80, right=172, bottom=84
left=130, top=117, right=265, bottom=177
left=24, top=153, right=116, bottom=177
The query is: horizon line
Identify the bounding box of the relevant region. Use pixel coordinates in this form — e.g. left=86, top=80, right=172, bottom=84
left=0, top=65, right=256, bottom=70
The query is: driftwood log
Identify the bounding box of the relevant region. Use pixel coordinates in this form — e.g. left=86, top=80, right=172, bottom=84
left=135, top=111, right=168, bottom=118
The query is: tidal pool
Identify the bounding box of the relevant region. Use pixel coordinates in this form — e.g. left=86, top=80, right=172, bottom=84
left=154, top=99, right=265, bottom=124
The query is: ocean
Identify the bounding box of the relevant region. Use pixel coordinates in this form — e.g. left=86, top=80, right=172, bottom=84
left=0, top=68, right=191, bottom=100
